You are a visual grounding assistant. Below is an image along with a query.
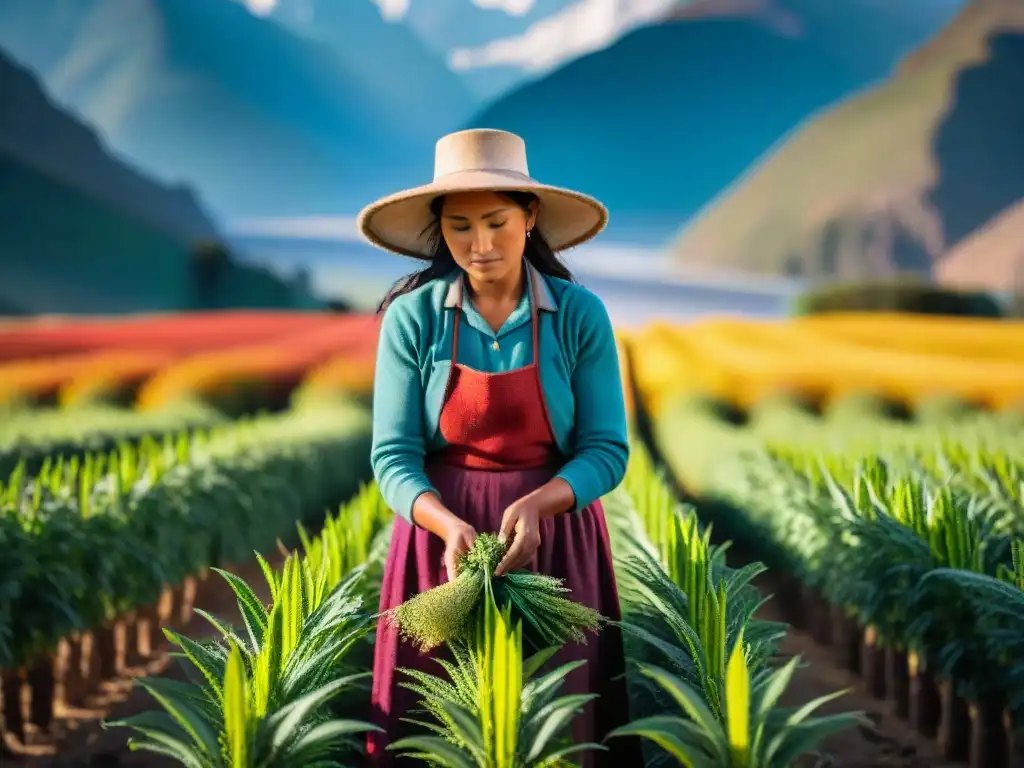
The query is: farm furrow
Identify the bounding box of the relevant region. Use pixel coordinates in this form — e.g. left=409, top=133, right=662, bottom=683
left=641, top=390, right=1024, bottom=768
left=7, top=557, right=279, bottom=767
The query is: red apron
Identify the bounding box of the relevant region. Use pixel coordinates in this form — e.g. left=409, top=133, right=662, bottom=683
left=437, top=278, right=558, bottom=472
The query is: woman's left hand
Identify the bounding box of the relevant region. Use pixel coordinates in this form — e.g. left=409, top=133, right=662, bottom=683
left=495, top=499, right=542, bottom=577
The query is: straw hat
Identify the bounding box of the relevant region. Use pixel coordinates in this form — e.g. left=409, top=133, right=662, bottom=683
left=357, top=129, right=608, bottom=259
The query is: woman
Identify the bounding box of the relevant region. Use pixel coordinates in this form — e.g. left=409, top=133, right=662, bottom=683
left=360, top=129, right=640, bottom=766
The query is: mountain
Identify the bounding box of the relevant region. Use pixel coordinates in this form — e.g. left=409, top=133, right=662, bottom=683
left=404, top=0, right=577, bottom=58
left=670, top=0, right=1024, bottom=281
left=937, top=199, right=1024, bottom=292
left=0, top=49, right=316, bottom=315
left=0, top=48, right=198, bottom=314
left=667, top=0, right=970, bottom=83
left=0, top=48, right=217, bottom=240
left=241, top=0, right=478, bottom=126
left=0, top=0, right=474, bottom=220
left=465, top=0, right=964, bottom=244
left=269, top=0, right=578, bottom=103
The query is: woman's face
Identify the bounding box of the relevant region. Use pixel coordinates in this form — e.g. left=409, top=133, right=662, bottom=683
left=440, top=191, right=538, bottom=286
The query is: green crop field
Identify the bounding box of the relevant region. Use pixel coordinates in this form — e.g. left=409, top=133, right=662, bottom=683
left=2, top=309, right=1024, bottom=768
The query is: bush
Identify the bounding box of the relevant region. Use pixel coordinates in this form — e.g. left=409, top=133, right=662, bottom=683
left=791, top=278, right=1004, bottom=318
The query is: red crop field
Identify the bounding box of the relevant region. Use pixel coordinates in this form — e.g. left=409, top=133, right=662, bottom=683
left=135, top=314, right=381, bottom=412
left=0, top=311, right=381, bottom=409
left=0, top=311, right=347, bottom=363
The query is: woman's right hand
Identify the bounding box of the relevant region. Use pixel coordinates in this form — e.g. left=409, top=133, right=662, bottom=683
left=411, top=492, right=477, bottom=581
left=442, top=521, right=477, bottom=582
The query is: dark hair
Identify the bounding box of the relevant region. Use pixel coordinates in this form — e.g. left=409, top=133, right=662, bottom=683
left=377, top=190, right=575, bottom=313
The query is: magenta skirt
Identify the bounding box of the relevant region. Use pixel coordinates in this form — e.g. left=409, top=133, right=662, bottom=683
left=366, top=460, right=641, bottom=767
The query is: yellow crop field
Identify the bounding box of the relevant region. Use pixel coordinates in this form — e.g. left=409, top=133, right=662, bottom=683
left=629, top=312, right=1024, bottom=416
left=794, top=312, right=1024, bottom=361
left=58, top=352, right=179, bottom=407
left=296, top=351, right=377, bottom=406
left=0, top=351, right=175, bottom=408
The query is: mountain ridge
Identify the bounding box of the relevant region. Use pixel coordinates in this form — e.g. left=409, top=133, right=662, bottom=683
left=669, top=0, right=1024, bottom=283
left=0, top=46, right=213, bottom=313
left=0, top=0, right=472, bottom=220
left=0, top=46, right=320, bottom=315
left=0, top=47, right=218, bottom=240
left=938, top=199, right=1024, bottom=291
left=464, top=0, right=962, bottom=243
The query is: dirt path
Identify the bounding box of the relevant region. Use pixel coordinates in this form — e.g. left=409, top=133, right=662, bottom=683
left=4, top=558, right=279, bottom=768
left=752, top=570, right=960, bottom=768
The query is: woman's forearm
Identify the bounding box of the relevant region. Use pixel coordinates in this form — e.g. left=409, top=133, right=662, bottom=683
left=412, top=492, right=468, bottom=538
left=517, top=477, right=576, bottom=519
left=554, top=443, right=628, bottom=512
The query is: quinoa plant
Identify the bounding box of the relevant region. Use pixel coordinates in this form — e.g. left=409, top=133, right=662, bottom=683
left=607, top=629, right=866, bottom=768
left=386, top=533, right=604, bottom=654
left=391, top=579, right=603, bottom=767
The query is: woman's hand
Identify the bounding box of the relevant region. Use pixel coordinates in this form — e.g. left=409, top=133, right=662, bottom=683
left=495, top=499, right=542, bottom=577
left=493, top=479, right=575, bottom=577
left=411, top=492, right=478, bottom=582
left=443, top=521, right=478, bottom=582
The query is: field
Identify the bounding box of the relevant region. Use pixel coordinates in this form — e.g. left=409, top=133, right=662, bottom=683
left=1, top=308, right=1023, bottom=767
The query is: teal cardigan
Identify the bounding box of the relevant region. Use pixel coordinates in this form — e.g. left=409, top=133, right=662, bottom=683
left=370, top=261, right=630, bottom=523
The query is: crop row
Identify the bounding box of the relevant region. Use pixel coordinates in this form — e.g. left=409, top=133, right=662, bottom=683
left=0, top=311, right=347, bottom=363
left=0, top=351, right=377, bottom=478
left=0, top=397, right=373, bottom=751
left=5, top=308, right=1020, bottom=422
left=0, top=401, right=228, bottom=478
left=649, top=390, right=1024, bottom=767
left=5, top=310, right=1016, bottom=489
left=627, top=313, right=1024, bottom=416
left=0, top=312, right=379, bottom=410
left=107, top=442, right=862, bottom=767
left=6, top=308, right=1020, bottom=765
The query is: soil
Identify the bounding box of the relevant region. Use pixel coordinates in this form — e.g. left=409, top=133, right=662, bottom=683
left=1, top=558, right=278, bottom=768
left=752, top=569, right=962, bottom=768
left=2, top=559, right=966, bottom=768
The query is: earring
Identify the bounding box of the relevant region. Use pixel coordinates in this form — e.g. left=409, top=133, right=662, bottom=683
left=526, top=230, right=532, bottom=239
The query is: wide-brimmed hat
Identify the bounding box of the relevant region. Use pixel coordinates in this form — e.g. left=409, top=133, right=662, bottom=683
left=357, top=129, right=608, bottom=259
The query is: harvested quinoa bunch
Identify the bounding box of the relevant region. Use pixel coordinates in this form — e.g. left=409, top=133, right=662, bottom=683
left=385, top=534, right=604, bottom=652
